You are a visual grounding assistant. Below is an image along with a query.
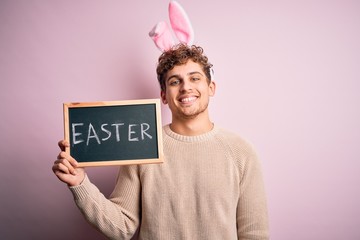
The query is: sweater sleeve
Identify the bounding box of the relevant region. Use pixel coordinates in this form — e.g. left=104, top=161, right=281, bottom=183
left=236, top=144, right=269, bottom=240
left=69, top=165, right=141, bottom=240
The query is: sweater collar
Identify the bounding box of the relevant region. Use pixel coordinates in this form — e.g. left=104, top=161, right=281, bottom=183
left=163, top=124, right=219, bottom=142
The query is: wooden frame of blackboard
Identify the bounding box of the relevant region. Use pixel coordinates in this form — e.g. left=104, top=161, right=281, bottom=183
left=63, top=99, right=164, bottom=167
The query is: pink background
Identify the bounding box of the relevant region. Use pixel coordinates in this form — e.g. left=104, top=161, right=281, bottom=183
left=1, top=0, right=359, bottom=239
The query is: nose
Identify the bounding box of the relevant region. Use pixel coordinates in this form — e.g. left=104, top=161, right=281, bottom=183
left=180, top=79, right=192, bottom=92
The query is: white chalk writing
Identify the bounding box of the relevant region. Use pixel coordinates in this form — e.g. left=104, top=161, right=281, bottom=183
left=71, top=122, right=153, bottom=146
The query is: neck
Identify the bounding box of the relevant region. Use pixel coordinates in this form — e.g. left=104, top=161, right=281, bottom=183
left=170, top=113, right=213, bottom=136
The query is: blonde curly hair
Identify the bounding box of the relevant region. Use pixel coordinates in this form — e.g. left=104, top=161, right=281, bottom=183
left=156, top=43, right=213, bottom=91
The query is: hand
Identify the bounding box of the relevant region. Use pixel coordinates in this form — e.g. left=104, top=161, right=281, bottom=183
left=52, top=140, right=85, bottom=187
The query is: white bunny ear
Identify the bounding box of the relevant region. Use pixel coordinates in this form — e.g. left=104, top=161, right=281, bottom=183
left=149, top=21, right=175, bottom=52
left=168, top=1, right=194, bottom=45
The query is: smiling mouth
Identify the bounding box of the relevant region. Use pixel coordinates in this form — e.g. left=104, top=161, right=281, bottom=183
left=179, top=96, right=197, bottom=103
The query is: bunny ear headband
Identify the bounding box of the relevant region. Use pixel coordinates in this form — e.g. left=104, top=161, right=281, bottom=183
left=149, top=1, right=194, bottom=52
left=149, top=1, right=215, bottom=79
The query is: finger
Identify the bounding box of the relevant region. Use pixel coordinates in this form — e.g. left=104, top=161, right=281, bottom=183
left=53, top=159, right=72, bottom=173
left=63, top=159, right=77, bottom=175
left=55, top=154, right=78, bottom=175
left=57, top=151, right=68, bottom=160
left=57, top=151, right=78, bottom=166
left=63, top=153, right=78, bottom=169
left=58, top=140, right=70, bottom=151
left=53, top=161, right=71, bottom=175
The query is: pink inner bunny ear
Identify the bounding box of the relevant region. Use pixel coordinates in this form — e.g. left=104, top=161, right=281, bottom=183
left=149, top=21, right=175, bottom=52
left=169, top=1, right=194, bottom=45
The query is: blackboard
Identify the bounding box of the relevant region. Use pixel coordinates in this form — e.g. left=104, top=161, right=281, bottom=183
left=63, top=99, right=164, bottom=167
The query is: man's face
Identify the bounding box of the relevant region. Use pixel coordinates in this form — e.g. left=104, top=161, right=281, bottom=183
left=161, top=60, right=215, bottom=120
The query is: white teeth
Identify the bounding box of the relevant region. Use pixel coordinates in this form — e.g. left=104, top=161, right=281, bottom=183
left=181, top=97, right=196, bottom=103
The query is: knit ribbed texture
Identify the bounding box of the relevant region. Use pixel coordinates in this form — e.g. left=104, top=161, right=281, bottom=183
left=69, top=124, right=269, bottom=240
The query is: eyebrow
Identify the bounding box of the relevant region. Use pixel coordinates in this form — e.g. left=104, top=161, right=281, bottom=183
left=166, top=71, right=204, bottom=82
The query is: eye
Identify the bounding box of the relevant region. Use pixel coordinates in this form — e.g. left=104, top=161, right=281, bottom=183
left=190, top=74, right=202, bottom=81
left=169, top=79, right=180, bottom=86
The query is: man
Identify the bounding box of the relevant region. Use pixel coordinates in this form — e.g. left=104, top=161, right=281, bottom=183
left=53, top=44, right=269, bottom=239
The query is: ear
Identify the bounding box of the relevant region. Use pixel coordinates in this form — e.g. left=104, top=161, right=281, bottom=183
left=149, top=21, right=175, bottom=52
left=161, top=90, right=168, bottom=104
left=209, top=81, right=216, bottom=97
left=169, top=1, right=194, bottom=45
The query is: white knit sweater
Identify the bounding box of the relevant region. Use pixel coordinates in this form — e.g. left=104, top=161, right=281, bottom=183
left=70, top=124, right=269, bottom=239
